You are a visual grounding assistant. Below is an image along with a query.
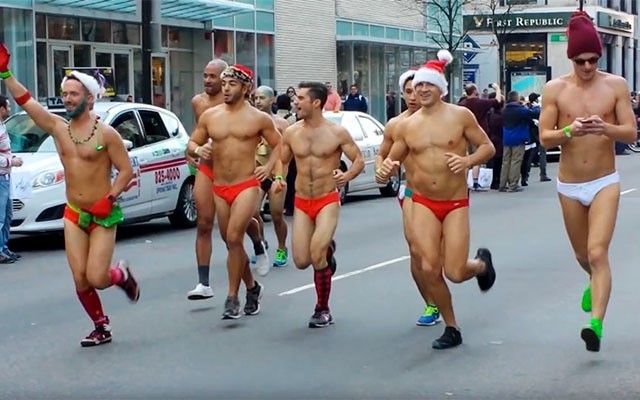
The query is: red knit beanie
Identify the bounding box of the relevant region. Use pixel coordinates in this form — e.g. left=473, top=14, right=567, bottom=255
left=566, top=11, right=602, bottom=59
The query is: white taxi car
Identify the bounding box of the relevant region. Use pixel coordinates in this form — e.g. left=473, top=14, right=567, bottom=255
left=323, top=111, right=402, bottom=203
left=7, top=101, right=197, bottom=233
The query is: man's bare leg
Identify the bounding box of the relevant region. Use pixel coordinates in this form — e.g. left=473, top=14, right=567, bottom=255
left=269, top=188, right=289, bottom=267
left=215, top=188, right=262, bottom=319
left=582, top=184, right=619, bottom=351
left=189, top=172, right=215, bottom=300
left=291, top=209, right=314, bottom=270
left=308, top=204, right=340, bottom=328
left=247, top=212, right=269, bottom=275
left=403, top=197, right=439, bottom=325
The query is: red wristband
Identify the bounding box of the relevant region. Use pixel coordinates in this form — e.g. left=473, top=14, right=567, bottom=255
left=14, top=91, right=31, bottom=106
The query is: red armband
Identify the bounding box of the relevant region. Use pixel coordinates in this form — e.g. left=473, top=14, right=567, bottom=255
left=14, top=91, right=31, bottom=107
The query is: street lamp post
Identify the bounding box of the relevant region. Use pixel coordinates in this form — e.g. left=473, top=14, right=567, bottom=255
left=579, top=0, right=584, bottom=11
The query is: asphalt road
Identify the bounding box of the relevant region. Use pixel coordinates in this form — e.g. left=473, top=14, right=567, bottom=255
left=2, top=155, right=640, bottom=399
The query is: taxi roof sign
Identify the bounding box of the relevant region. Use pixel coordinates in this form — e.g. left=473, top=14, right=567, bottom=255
left=46, top=97, right=65, bottom=109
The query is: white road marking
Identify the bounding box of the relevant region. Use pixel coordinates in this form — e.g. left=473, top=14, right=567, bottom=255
left=621, top=188, right=638, bottom=195
left=278, top=255, right=410, bottom=296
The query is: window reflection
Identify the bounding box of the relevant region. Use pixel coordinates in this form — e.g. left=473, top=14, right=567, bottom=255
left=236, top=32, right=255, bottom=73
left=47, top=16, right=80, bottom=41
left=213, top=30, right=234, bottom=64
left=256, top=34, right=274, bottom=89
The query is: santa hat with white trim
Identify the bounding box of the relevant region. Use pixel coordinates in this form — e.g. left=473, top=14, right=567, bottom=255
left=398, top=69, right=417, bottom=93
left=412, top=50, right=454, bottom=97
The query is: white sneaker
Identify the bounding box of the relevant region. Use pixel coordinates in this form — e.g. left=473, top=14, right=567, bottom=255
left=187, top=283, right=214, bottom=300
left=252, top=253, right=271, bottom=277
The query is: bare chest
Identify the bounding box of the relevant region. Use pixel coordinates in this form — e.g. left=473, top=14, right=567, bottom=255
left=405, top=122, right=465, bottom=153
left=557, top=86, right=616, bottom=122
left=208, top=116, right=259, bottom=142
left=291, top=133, right=339, bottom=158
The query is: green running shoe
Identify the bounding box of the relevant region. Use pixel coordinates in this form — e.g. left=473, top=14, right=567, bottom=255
left=273, top=248, right=288, bottom=267
left=580, top=318, right=602, bottom=352
left=581, top=285, right=592, bottom=312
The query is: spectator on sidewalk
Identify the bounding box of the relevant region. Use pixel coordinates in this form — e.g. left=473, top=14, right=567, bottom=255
left=499, top=91, right=540, bottom=192
left=521, top=93, right=551, bottom=184
left=486, top=92, right=503, bottom=190
left=323, top=82, right=342, bottom=112
left=343, top=84, right=368, bottom=113
left=0, top=95, right=22, bottom=263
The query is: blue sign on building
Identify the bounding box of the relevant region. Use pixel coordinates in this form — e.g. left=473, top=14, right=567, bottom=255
left=462, top=35, right=481, bottom=64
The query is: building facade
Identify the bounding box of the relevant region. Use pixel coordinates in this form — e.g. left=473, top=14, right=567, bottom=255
left=463, top=0, right=639, bottom=97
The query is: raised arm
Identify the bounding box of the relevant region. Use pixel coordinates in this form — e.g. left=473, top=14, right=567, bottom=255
left=462, top=108, right=495, bottom=166
left=260, top=113, right=283, bottom=177
left=338, top=126, right=364, bottom=181
left=0, top=44, right=64, bottom=135
left=600, top=77, right=637, bottom=143
left=539, top=80, right=575, bottom=149
left=105, top=126, right=134, bottom=199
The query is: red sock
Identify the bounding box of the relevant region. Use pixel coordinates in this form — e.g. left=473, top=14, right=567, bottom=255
left=77, top=288, right=108, bottom=326
left=109, top=266, right=124, bottom=286
left=314, top=267, right=333, bottom=311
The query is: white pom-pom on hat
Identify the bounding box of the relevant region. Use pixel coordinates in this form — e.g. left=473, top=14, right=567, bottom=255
left=437, top=49, right=453, bottom=66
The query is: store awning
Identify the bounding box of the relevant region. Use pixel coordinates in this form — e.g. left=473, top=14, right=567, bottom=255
left=34, top=0, right=254, bottom=22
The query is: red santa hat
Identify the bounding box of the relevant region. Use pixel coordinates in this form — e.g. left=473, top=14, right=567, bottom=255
left=566, top=11, right=602, bottom=59
left=398, top=69, right=417, bottom=92
left=412, top=50, right=453, bottom=97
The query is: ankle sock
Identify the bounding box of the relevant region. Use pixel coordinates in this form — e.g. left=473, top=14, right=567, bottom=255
left=198, top=265, right=210, bottom=287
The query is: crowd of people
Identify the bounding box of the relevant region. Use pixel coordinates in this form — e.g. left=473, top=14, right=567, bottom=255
left=0, top=8, right=636, bottom=355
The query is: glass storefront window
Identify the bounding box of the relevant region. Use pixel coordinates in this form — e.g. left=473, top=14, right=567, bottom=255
left=504, top=33, right=546, bottom=68
left=113, top=22, right=140, bottom=45
left=134, top=48, right=143, bottom=102
left=337, top=42, right=352, bottom=97
left=354, top=23, right=368, bottom=36
left=213, top=30, right=235, bottom=64
left=235, top=13, right=255, bottom=30
left=353, top=43, right=369, bottom=97
left=236, top=31, right=255, bottom=73
left=36, top=42, right=48, bottom=101
left=114, top=53, right=130, bottom=96
left=1, top=7, right=35, bottom=101
left=256, top=11, right=274, bottom=32
left=74, top=44, right=91, bottom=67
left=47, top=16, right=80, bottom=41
left=213, top=16, right=234, bottom=28
left=165, top=27, right=193, bottom=49
left=256, top=34, right=274, bottom=89
left=414, top=50, right=427, bottom=67
left=36, top=14, right=46, bottom=39
left=81, top=19, right=110, bottom=43
left=256, top=0, right=274, bottom=10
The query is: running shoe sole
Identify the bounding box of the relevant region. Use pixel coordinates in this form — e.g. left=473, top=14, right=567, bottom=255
left=187, top=293, right=214, bottom=300
left=475, top=248, right=496, bottom=292
left=416, top=315, right=442, bottom=326
left=80, top=337, right=112, bottom=347
left=581, top=327, right=601, bottom=352
left=309, top=316, right=334, bottom=328
left=222, top=312, right=241, bottom=320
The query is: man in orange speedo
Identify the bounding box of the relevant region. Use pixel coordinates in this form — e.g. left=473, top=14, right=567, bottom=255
left=186, top=59, right=228, bottom=301
left=378, top=50, right=496, bottom=349
left=275, top=81, right=364, bottom=328
left=190, top=65, right=282, bottom=319
left=375, top=69, right=440, bottom=327
left=0, top=44, right=140, bottom=347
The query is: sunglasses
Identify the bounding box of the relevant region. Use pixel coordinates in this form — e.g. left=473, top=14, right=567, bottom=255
left=573, top=57, right=600, bottom=66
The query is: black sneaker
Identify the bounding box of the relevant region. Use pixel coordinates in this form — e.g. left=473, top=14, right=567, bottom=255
left=581, top=327, right=601, bottom=352
left=475, top=248, right=496, bottom=292
left=80, top=324, right=112, bottom=347
left=0, top=253, right=14, bottom=264
left=222, top=296, right=241, bottom=320
left=540, top=176, right=551, bottom=182
left=244, top=282, right=264, bottom=315
left=326, top=240, right=337, bottom=275
left=5, top=250, right=21, bottom=260
left=308, top=308, right=334, bottom=328
left=432, top=326, right=463, bottom=349
left=117, top=261, right=140, bottom=303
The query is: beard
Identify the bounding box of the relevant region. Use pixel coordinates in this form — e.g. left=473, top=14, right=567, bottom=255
left=66, top=97, right=88, bottom=119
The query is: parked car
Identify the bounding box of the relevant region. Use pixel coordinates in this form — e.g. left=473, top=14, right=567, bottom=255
left=323, top=111, right=402, bottom=203
left=6, top=101, right=197, bottom=234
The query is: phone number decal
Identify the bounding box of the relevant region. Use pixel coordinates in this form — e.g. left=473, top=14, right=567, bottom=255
left=155, top=167, right=181, bottom=184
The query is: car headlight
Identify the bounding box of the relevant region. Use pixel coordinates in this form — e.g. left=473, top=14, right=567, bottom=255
left=32, top=169, right=65, bottom=188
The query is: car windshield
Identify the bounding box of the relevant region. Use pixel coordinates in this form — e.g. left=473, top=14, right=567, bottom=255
left=5, top=112, right=105, bottom=153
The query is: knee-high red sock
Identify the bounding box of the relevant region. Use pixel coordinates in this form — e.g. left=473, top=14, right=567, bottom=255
left=314, top=267, right=333, bottom=311
left=109, top=266, right=124, bottom=286
left=77, top=288, right=108, bottom=326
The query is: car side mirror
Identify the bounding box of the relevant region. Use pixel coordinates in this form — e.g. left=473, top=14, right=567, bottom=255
left=123, top=139, right=133, bottom=151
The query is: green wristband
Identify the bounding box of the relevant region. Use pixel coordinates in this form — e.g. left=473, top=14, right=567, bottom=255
left=275, top=174, right=284, bottom=180
left=0, top=70, right=11, bottom=79
left=563, top=125, right=572, bottom=138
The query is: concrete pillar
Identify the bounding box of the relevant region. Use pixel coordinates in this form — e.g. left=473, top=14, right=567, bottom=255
left=624, top=38, right=634, bottom=89
left=613, top=36, right=623, bottom=76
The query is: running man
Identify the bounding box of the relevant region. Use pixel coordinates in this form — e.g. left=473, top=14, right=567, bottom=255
left=539, top=11, right=637, bottom=352
left=0, top=44, right=140, bottom=347
left=252, top=85, right=290, bottom=268
left=378, top=51, right=496, bottom=349
left=190, top=65, right=282, bottom=319
left=186, top=59, right=227, bottom=301
left=375, top=69, right=441, bottom=327
left=275, top=81, right=364, bottom=328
